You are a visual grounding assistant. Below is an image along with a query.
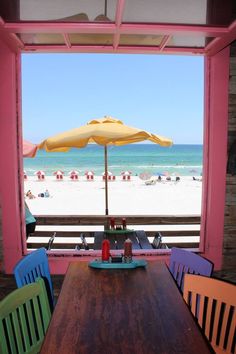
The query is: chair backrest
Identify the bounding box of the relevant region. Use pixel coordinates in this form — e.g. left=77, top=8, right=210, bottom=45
left=169, top=247, right=213, bottom=291
left=0, top=278, right=51, bottom=354
left=183, top=274, right=236, bottom=354
left=14, top=248, right=54, bottom=309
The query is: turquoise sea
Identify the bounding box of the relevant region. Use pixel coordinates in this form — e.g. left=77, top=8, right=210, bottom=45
left=23, top=144, right=203, bottom=177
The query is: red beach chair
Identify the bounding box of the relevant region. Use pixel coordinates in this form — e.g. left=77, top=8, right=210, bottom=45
left=69, top=170, right=79, bottom=180
left=102, top=171, right=113, bottom=181
left=85, top=171, right=94, bottom=181
left=121, top=171, right=132, bottom=181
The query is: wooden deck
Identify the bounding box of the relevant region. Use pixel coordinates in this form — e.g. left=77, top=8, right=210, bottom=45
left=27, top=215, right=201, bottom=251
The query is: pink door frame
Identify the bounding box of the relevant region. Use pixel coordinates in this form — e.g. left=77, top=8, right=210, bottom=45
left=0, top=36, right=230, bottom=273
left=200, top=47, right=229, bottom=269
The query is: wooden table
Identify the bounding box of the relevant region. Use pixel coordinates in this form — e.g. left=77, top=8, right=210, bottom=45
left=41, top=261, right=212, bottom=354
left=94, top=230, right=152, bottom=250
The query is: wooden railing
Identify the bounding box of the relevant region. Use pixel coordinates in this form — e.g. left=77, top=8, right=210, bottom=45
left=27, top=215, right=201, bottom=251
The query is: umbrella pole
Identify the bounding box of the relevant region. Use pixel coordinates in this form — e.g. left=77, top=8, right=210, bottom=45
left=104, top=145, right=109, bottom=217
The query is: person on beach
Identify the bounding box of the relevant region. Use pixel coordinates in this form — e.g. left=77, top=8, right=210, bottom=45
left=25, top=201, right=36, bottom=238
left=26, top=190, right=36, bottom=199
left=38, top=189, right=50, bottom=198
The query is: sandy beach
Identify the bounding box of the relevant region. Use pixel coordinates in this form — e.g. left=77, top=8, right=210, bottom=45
left=24, top=176, right=202, bottom=216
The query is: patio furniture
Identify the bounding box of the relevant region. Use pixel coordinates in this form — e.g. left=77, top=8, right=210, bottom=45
left=94, top=230, right=152, bottom=250
left=40, top=261, right=211, bottom=353
left=169, top=247, right=213, bottom=291
left=13, top=247, right=54, bottom=310
left=121, top=171, right=132, bottom=180
left=70, top=174, right=78, bottom=180
left=102, top=171, right=115, bottom=181
left=0, top=278, right=51, bottom=354
left=85, top=171, right=94, bottom=180
left=35, top=170, right=45, bottom=180
left=183, top=274, right=236, bottom=354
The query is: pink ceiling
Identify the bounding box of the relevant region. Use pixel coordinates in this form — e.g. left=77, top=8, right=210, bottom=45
left=0, top=0, right=235, bottom=55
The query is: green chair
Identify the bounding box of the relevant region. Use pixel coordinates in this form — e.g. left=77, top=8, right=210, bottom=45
left=0, top=278, right=51, bottom=354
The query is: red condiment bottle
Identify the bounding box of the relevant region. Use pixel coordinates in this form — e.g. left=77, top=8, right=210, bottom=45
left=102, top=239, right=110, bottom=262
left=122, top=218, right=126, bottom=230
left=110, top=217, right=115, bottom=230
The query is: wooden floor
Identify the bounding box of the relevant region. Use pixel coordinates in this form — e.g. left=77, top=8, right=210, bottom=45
left=0, top=268, right=235, bottom=302
left=0, top=274, right=64, bottom=302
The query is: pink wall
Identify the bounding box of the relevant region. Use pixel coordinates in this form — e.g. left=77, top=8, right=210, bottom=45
left=0, top=31, right=231, bottom=273
left=0, top=37, right=23, bottom=272
left=201, top=47, right=229, bottom=269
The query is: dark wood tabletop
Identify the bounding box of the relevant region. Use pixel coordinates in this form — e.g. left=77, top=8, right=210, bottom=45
left=40, top=261, right=212, bottom=354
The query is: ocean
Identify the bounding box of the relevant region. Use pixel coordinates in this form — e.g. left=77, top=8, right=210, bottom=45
left=23, top=144, right=203, bottom=177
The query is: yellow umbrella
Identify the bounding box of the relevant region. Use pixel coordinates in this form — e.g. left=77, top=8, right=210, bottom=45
left=39, top=116, right=172, bottom=215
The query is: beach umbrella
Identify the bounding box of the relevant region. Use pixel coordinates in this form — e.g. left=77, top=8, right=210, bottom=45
left=34, top=170, right=45, bottom=176
left=34, top=170, right=45, bottom=180
left=121, top=171, right=132, bottom=176
left=163, top=171, right=170, bottom=176
left=139, top=172, right=152, bottom=181
left=53, top=170, right=64, bottom=175
left=68, top=170, right=79, bottom=175
left=85, top=171, right=94, bottom=176
left=39, top=116, right=172, bottom=215
left=102, top=171, right=113, bottom=176
left=156, top=171, right=165, bottom=176
left=23, top=139, right=38, bottom=158
left=189, top=169, right=198, bottom=174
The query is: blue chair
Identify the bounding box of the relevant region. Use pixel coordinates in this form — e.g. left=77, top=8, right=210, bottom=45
left=169, top=247, right=213, bottom=292
left=14, top=248, right=54, bottom=310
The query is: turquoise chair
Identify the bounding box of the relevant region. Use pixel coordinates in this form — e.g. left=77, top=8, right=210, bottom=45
left=14, top=248, right=54, bottom=310
left=0, top=278, right=51, bottom=354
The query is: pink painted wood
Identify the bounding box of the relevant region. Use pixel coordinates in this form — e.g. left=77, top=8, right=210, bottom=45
left=201, top=47, right=229, bottom=269
left=0, top=38, right=23, bottom=272
left=0, top=8, right=233, bottom=273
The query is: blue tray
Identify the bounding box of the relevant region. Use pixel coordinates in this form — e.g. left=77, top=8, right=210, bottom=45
left=89, top=259, right=147, bottom=269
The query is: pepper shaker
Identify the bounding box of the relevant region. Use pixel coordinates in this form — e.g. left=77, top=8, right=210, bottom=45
left=124, top=238, right=132, bottom=263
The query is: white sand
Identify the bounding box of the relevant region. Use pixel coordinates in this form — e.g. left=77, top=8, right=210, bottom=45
left=24, top=176, right=202, bottom=216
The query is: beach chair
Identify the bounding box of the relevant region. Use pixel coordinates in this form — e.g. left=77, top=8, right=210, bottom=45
left=35, top=170, right=45, bottom=180
left=103, top=172, right=115, bottom=181
left=183, top=274, right=236, bottom=354
left=121, top=171, right=132, bottom=181
left=13, top=247, right=54, bottom=310
left=169, top=247, right=213, bottom=292
left=0, top=278, right=51, bottom=354
left=71, top=174, right=78, bottom=180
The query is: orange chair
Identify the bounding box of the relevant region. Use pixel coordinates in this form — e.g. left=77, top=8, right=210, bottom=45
left=183, top=274, right=236, bottom=354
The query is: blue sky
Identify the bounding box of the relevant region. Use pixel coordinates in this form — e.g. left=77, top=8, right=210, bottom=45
left=22, top=53, right=204, bottom=144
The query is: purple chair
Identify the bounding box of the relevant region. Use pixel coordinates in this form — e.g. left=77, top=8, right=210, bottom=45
left=169, top=248, right=213, bottom=292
